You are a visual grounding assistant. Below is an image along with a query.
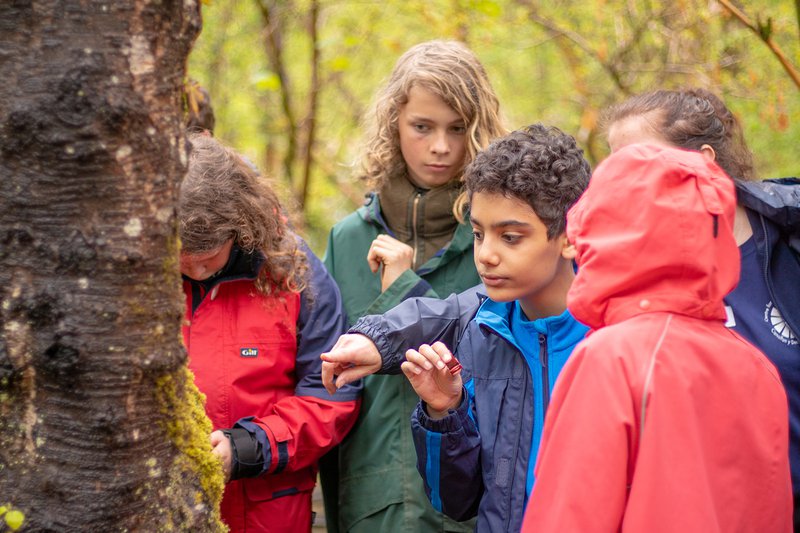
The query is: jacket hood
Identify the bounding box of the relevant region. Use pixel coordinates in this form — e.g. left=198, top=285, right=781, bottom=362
left=736, top=177, right=800, bottom=234
left=566, top=143, right=739, bottom=329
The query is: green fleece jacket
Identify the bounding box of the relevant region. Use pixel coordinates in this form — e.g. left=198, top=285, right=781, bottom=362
left=323, top=192, right=479, bottom=532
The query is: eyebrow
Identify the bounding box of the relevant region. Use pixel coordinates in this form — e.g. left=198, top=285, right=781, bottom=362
left=406, top=114, right=465, bottom=125
left=469, top=217, right=531, bottom=229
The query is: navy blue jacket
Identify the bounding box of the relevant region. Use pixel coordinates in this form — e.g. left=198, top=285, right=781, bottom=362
left=351, top=292, right=589, bottom=531
left=734, top=178, right=800, bottom=516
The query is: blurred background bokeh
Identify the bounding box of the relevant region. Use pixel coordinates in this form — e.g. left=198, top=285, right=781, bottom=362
left=188, top=0, right=800, bottom=254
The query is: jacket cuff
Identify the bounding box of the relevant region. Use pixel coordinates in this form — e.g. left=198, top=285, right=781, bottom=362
left=234, top=417, right=270, bottom=476
left=415, top=388, right=468, bottom=433
left=348, top=319, right=404, bottom=375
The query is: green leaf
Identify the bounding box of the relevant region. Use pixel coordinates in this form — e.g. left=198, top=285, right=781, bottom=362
left=5, top=510, right=24, bottom=531
left=472, top=0, right=501, bottom=17
left=343, top=35, right=361, bottom=47
left=756, top=15, right=773, bottom=40
left=252, top=72, right=281, bottom=92
left=329, top=55, right=351, bottom=72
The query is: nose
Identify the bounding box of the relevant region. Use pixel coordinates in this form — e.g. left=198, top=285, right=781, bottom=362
left=475, top=238, right=499, bottom=267
left=430, top=130, right=450, bottom=155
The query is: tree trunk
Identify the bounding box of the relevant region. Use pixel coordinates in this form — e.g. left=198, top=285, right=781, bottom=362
left=0, top=2, right=224, bottom=531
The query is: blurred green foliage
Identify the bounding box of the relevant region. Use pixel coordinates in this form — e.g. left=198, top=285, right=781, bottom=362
left=189, top=0, right=800, bottom=254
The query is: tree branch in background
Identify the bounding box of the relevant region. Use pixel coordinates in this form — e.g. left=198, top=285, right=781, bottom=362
left=796, top=0, right=800, bottom=44
left=300, top=0, right=320, bottom=210
left=716, top=0, right=800, bottom=91
left=317, top=156, right=366, bottom=209
left=254, top=0, right=299, bottom=187
left=203, top=1, right=235, bottom=133
left=517, top=0, right=632, bottom=94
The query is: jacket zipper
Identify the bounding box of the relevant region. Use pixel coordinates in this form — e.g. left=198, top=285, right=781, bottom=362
left=411, top=190, right=422, bottom=270
left=539, top=334, right=550, bottom=414
left=504, top=358, right=528, bottom=533
left=757, top=214, right=800, bottom=342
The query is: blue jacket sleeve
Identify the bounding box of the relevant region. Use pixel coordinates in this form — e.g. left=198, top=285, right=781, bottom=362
left=296, top=238, right=361, bottom=401
left=411, top=383, right=483, bottom=521
left=349, top=285, right=484, bottom=374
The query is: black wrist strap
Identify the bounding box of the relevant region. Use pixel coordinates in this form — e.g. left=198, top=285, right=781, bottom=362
left=221, top=427, right=265, bottom=480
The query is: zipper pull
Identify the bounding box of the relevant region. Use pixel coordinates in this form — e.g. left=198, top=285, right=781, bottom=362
left=538, top=333, right=546, bottom=364
left=411, top=190, right=424, bottom=270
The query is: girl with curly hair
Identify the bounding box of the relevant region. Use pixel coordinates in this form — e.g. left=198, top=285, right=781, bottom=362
left=320, top=40, right=506, bottom=533
left=179, top=133, right=360, bottom=532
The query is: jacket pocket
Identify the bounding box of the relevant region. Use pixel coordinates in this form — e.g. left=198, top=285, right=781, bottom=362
left=224, top=339, right=296, bottom=423
left=242, top=467, right=316, bottom=502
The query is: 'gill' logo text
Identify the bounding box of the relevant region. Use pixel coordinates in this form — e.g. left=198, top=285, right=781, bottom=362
left=240, top=347, right=258, bottom=358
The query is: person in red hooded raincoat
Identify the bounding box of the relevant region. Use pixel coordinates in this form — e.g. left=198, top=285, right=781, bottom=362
left=521, top=143, right=792, bottom=533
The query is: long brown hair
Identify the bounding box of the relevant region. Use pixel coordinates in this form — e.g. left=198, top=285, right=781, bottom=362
left=358, top=40, right=506, bottom=213
left=180, top=134, right=308, bottom=295
left=602, top=88, right=756, bottom=181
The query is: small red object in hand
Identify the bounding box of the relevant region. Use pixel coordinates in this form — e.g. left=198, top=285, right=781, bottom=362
left=445, top=356, right=462, bottom=375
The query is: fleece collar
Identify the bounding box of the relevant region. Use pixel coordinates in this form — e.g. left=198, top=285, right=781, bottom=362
left=378, top=176, right=462, bottom=268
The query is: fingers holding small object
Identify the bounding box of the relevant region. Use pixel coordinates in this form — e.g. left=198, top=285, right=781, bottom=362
left=417, top=342, right=460, bottom=374
left=400, top=360, right=422, bottom=377
left=416, top=344, right=444, bottom=370
left=409, top=344, right=462, bottom=375
left=430, top=342, right=462, bottom=375
left=404, top=348, right=433, bottom=372
left=444, top=355, right=462, bottom=375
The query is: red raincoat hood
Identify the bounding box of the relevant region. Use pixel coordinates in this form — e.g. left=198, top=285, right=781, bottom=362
left=566, top=143, right=739, bottom=329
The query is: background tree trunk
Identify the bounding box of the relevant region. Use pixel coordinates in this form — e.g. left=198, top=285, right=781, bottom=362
left=0, top=2, right=224, bottom=531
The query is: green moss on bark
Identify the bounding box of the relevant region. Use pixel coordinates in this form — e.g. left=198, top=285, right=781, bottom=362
left=155, top=367, right=226, bottom=532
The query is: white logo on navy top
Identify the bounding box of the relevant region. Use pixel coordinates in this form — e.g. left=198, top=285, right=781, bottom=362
left=240, top=347, right=259, bottom=358
left=764, top=302, right=798, bottom=346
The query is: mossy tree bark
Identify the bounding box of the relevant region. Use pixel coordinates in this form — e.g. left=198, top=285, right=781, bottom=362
left=0, top=2, right=224, bottom=531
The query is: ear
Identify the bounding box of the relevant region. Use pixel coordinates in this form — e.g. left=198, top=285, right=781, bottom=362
left=561, top=237, right=577, bottom=260
left=699, top=144, right=716, bottom=162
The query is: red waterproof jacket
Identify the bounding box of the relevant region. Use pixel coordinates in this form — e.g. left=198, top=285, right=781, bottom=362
left=522, top=144, right=792, bottom=533
left=183, top=240, right=360, bottom=531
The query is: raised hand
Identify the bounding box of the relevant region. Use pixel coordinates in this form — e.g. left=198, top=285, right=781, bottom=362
left=366, top=234, right=414, bottom=292
left=401, top=342, right=463, bottom=419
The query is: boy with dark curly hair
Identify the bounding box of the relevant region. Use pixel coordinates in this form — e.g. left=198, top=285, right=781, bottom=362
left=322, top=124, right=591, bottom=530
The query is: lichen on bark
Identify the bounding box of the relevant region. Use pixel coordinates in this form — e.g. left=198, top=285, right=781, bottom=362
left=156, top=368, right=226, bottom=508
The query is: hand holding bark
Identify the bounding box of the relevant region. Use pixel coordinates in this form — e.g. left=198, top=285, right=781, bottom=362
left=210, top=430, right=233, bottom=483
